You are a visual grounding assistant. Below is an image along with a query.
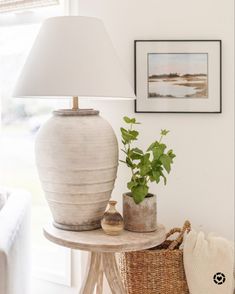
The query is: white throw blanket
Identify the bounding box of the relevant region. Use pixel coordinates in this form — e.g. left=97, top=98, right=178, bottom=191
left=183, top=231, right=234, bottom=294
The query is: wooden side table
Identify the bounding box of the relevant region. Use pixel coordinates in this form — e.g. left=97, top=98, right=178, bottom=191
left=44, top=224, right=166, bottom=294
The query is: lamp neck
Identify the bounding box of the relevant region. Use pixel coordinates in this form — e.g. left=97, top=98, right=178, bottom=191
left=72, top=96, right=79, bottom=110
left=53, top=96, right=100, bottom=116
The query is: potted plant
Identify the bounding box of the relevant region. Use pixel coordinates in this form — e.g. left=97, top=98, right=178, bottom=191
left=120, top=116, right=176, bottom=232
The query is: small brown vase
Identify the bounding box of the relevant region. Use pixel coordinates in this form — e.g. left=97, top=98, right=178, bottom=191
left=101, top=200, right=124, bottom=235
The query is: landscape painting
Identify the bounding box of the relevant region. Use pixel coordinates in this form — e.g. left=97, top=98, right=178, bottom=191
left=148, top=53, right=208, bottom=99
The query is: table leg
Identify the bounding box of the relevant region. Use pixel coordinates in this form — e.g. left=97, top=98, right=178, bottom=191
left=79, top=252, right=126, bottom=294
left=96, top=254, right=103, bottom=294
left=96, top=269, right=103, bottom=294
left=79, top=252, right=101, bottom=294
left=102, top=253, right=126, bottom=294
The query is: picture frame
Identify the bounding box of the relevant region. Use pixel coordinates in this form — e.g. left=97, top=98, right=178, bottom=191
left=134, top=40, right=222, bottom=113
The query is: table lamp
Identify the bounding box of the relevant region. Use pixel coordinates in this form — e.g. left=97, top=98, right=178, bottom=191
left=13, top=16, right=135, bottom=231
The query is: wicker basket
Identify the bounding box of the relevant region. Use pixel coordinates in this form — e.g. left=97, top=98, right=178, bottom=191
left=119, top=221, right=191, bottom=294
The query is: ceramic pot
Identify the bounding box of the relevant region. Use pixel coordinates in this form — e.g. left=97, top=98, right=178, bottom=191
left=101, top=200, right=124, bottom=235
left=35, top=109, right=118, bottom=231
left=123, top=192, right=157, bottom=232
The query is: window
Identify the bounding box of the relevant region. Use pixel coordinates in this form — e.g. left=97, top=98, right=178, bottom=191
left=0, top=0, right=59, bottom=13
left=0, top=2, right=73, bottom=286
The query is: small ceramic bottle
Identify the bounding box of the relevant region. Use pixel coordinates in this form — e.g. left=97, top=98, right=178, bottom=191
left=101, top=200, right=124, bottom=235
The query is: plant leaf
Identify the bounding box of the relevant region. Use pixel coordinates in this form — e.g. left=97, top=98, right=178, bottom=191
left=132, top=147, right=143, bottom=154
left=167, top=149, right=176, bottom=160
left=123, top=116, right=132, bottom=123
left=138, top=153, right=151, bottom=176
left=129, top=130, right=139, bottom=139
left=123, top=116, right=140, bottom=124
left=160, top=170, right=167, bottom=185
left=127, top=180, right=137, bottom=190
left=152, top=170, right=161, bottom=183
left=121, top=127, right=136, bottom=142
left=129, top=147, right=143, bottom=160
left=142, top=153, right=150, bottom=163
left=140, top=164, right=151, bottom=176
left=130, top=152, right=142, bottom=160
left=126, top=157, right=135, bottom=168
left=160, top=154, right=171, bottom=173
left=147, top=141, right=156, bottom=151
left=152, top=147, right=163, bottom=160
left=159, top=143, right=167, bottom=153
left=132, top=184, right=149, bottom=204
left=161, top=129, right=170, bottom=136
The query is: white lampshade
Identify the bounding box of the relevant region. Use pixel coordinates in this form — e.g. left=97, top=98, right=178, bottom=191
left=13, top=16, right=135, bottom=99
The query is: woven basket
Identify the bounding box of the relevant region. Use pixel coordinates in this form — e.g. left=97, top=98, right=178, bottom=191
left=119, top=221, right=191, bottom=294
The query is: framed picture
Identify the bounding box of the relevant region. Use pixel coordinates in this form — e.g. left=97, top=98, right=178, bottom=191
left=134, top=40, right=222, bottom=113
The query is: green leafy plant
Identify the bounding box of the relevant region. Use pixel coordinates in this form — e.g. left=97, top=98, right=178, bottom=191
left=120, top=116, right=176, bottom=204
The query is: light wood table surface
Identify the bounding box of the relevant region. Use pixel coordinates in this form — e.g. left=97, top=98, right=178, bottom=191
left=44, top=223, right=166, bottom=294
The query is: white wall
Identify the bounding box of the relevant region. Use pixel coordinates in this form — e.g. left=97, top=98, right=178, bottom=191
left=78, top=0, right=234, bottom=240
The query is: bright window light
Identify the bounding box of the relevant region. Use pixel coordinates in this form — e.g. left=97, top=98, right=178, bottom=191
left=0, top=2, right=72, bottom=286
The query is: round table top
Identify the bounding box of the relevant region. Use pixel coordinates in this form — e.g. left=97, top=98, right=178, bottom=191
left=43, top=223, right=166, bottom=253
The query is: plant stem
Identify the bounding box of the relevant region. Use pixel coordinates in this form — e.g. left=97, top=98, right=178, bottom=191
left=159, top=135, right=163, bottom=143
left=127, top=123, right=137, bottom=182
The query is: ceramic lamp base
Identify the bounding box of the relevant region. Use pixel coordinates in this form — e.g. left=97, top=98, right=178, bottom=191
left=53, top=221, right=101, bottom=231
left=35, top=109, right=118, bottom=231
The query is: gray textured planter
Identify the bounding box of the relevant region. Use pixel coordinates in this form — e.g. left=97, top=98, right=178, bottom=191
left=123, top=192, right=157, bottom=232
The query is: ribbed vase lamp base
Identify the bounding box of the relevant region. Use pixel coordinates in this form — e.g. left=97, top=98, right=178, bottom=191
left=35, top=108, right=118, bottom=231
left=53, top=221, right=101, bottom=231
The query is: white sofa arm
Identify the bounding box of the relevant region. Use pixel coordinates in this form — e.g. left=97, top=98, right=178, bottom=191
left=0, top=189, right=31, bottom=294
